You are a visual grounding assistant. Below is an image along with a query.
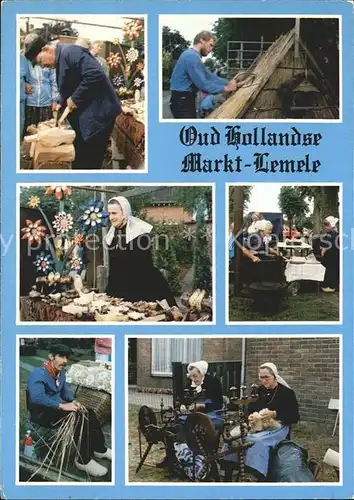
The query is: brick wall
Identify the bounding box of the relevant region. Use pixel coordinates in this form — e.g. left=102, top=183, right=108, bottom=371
left=203, top=338, right=243, bottom=361
left=145, top=206, right=193, bottom=223
left=245, top=337, right=340, bottom=424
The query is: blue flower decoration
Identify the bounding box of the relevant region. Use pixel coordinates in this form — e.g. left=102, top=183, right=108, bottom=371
left=34, top=252, right=54, bottom=274
left=112, top=74, right=125, bottom=89
left=78, top=199, right=109, bottom=234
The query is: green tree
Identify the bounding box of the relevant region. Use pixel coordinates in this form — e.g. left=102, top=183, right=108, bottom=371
left=278, top=186, right=308, bottom=231
left=193, top=201, right=212, bottom=292
left=162, top=26, right=190, bottom=61
left=174, top=186, right=212, bottom=219
left=36, top=21, right=79, bottom=40
left=162, top=26, right=190, bottom=88
left=296, top=186, right=339, bottom=233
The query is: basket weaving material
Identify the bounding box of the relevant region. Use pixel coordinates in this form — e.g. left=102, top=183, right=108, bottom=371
left=75, top=387, right=111, bottom=426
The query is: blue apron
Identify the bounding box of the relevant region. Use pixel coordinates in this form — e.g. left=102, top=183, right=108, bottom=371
left=221, top=425, right=289, bottom=477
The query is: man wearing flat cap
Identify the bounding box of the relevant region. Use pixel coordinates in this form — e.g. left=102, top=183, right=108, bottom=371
left=27, top=343, right=112, bottom=477
left=25, top=37, right=121, bottom=170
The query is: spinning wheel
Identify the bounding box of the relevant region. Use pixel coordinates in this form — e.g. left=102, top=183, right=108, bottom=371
left=138, top=405, right=161, bottom=444
left=136, top=405, right=165, bottom=473
left=184, top=412, right=217, bottom=456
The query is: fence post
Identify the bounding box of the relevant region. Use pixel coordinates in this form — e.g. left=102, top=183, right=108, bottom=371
left=97, top=265, right=108, bottom=293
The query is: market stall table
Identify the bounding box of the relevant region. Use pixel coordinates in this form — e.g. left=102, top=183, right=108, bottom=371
left=278, top=241, right=312, bottom=257
left=285, top=258, right=326, bottom=283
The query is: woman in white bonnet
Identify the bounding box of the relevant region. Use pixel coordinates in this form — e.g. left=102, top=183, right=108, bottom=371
left=181, top=360, right=223, bottom=413
left=320, top=215, right=339, bottom=292
left=105, top=196, right=176, bottom=305
left=223, top=362, right=299, bottom=479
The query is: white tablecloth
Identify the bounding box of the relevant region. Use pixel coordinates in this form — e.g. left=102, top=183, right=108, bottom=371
left=285, top=262, right=326, bottom=282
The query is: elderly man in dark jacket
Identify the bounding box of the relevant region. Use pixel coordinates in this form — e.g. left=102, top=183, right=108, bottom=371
left=25, top=37, right=121, bottom=169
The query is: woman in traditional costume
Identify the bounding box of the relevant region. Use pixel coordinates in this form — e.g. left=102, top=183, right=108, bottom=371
left=320, top=216, right=339, bottom=293
left=105, top=197, right=176, bottom=306
left=222, top=362, right=299, bottom=479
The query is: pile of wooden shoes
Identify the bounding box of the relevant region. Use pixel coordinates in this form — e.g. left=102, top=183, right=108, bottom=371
left=24, top=120, right=75, bottom=169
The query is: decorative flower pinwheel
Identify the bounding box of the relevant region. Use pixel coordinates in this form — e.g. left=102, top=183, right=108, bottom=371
left=74, top=233, right=85, bottom=246
left=70, top=256, right=84, bottom=272
left=133, top=77, right=143, bottom=88
left=45, top=186, right=72, bottom=200
left=21, top=219, right=47, bottom=246
left=28, top=196, right=41, bottom=209
left=126, top=48, right=139, bottom=64
left=112, top=74, right=125, bottom=89
left=78, top=200, right=109, bottom=233
left=107, top=52, right=122, bottom=69
left=122, top=20, right=143, bottom=41
left=52, top=212, right=74, bottom=234
left=34, top=252, right=54, bottom=274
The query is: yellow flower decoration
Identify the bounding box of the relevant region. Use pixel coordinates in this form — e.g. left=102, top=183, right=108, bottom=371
left=28, top=196, right=41, bottom=209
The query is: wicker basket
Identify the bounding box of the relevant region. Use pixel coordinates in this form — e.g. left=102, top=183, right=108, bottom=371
left=75, top=387, right=111, bottom=426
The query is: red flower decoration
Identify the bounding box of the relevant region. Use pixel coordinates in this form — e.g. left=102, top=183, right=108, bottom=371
left=45, top=186, right=72, bottom=200
left=21, top=219, right=47, bottom=245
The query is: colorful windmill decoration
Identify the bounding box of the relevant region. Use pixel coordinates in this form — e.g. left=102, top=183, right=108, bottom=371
left=70, top=256, right=84, bottom=272
left=133, top=77, right=144, bottom=89
left=34, top=252, right=54, bottom=274
left=112, top=74, right=125, bottom=89
left=52, top=212, right=74, bottom=234
left=78, top=199, right=109, bottom=234
left=126, top=47, right=139, bottom=64
left=21, top=219, right=47, bottom=246
left=122, top=19, right=143, bottom=41
left=45, top=186, right=72, bottom=200
left=107, top=52, right=122, bottom=69
left=28, top=196, right=41, bottom=209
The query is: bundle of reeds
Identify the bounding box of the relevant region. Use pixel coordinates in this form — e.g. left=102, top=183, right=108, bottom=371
left=28, top=406, right=89, bottom=482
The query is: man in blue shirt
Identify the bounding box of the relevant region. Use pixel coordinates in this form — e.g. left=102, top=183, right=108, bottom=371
left=25, top=37, right=121, bottom=170
left=170, top=31, right=241, bottom=118
left=27, top=343, right=111, bottom=477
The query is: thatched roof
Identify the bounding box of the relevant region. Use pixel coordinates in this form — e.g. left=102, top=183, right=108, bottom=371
left=209, top=28, right=339, bottom=119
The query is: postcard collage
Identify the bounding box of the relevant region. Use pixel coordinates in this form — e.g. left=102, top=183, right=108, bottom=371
left=1, top=0, right=353, bottom=499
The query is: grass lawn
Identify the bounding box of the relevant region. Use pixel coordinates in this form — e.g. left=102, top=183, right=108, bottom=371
left=229, top=292, right=339, bottom=322
left=128, top=406, right=339, bottom=483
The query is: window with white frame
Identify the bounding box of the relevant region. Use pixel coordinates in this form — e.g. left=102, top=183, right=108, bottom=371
left=151, top=338, right=203, bottom=376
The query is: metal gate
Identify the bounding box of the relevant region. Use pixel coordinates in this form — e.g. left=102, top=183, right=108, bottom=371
left=226, top=38, right=272, bottom=78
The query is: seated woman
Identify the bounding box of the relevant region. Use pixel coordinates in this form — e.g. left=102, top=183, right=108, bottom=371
left=105, top=197, right=176, bottom=306
left=222, top=362, right=299, bottom=478
left=180, top=361, right=223, bottom=416
left=320, top=216, right=339, bottom=293
left=157, top=360, right=223, bottom=470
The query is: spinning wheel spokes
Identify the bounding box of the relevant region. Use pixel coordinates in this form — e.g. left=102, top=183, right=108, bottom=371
left=138, top=405, right=161, bottom=444
left=184, top=412, right=217, bottom=456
